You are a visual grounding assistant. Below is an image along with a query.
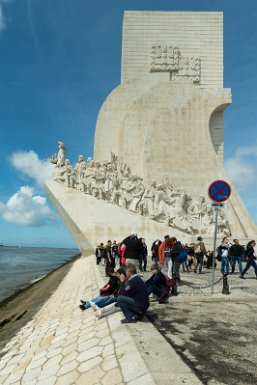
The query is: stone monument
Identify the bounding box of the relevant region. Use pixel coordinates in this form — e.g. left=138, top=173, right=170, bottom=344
left=45, top=11, right=257, bottom=254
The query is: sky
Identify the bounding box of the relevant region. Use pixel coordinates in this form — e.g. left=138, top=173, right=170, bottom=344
left=0, top=0, right=257, bottom=247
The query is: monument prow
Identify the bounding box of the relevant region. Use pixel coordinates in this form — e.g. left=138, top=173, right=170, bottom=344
left=46, top=11, right=257, bottom=251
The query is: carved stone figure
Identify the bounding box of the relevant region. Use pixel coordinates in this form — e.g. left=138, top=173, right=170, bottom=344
left=50, top=150, right=233, bottom=236
left=75, top=155, right=87, bottom=191
left=120, top=172, right=135, bottom=209
left=64, top=160, right=77, bottom=188
left=57, top=142, right=66, bottom=167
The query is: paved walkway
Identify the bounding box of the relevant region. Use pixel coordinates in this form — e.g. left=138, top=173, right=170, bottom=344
left=0, top=256, right=203, bottom=385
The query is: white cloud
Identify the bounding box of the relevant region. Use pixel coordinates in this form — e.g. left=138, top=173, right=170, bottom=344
left=0, top=186, right=52, bottom=226
left=0, top=1, right=11, bottom=33
left=235, top=146, right=257, bottom=157
left=225, top=145, right=257, bottom=192
left=10, top=150, right=54, bottom=186
left=0, top=4, right=6, bottom=32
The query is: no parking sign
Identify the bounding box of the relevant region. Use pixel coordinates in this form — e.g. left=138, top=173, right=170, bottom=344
left=208, top=180, right=231, bottom=203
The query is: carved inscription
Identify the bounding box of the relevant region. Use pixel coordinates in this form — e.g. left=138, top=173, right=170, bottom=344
left=150, top=44, right=201, bottom=83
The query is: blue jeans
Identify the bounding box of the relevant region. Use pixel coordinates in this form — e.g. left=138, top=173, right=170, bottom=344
left=231, top=255, right=243, bottom=273
left=241, top=259, right=257, bottom=277
left=117, top=295, right=140, bottom=320
left=194, top=253, right=203, bottom=273
left=220, top=256, right=229, bottom=274
left=83, top=295, right=117, bottom=309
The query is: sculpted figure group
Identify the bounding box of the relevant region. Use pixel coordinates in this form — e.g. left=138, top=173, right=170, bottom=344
left=50, top=143, right=231, bottom=237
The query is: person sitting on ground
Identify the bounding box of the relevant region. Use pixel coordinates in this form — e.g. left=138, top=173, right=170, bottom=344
left=116, top=263, right=149, bottom=323
left=145, top=264, right=168, bottom=301
left=79, top=267, right=120, bottom=312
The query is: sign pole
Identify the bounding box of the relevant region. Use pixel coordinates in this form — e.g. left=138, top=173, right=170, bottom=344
left=211, top=206, right=219, bottom=294
left=208, top=179, right=231, bottom=295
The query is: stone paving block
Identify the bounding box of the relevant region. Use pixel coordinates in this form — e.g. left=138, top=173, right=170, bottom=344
left=95, top=328, right=109, bottom=339
left=21, top=366, right=42, bottom=383
left=0, top=364, right=17, bottom=376
left=78, top=355, right=103, bottom=373
left=37, top=363, right=60, bottom=381
left=0, top=374, right=9, bottom=384
left=102, top=354, right=118, bottom=371
left=77, top=337, right=100, bottom=352
left=117, top=343, right=147, bottom=383
left=77, top=331, right=96, bottom=344
left=54, top=369, right=80, bottom=385
left=46, top=347, right=62, bottom=359
left=61, top=351, right=78, bottom=365
left=55, top=327, right=69, bottom=337
left=76, top=367, right=105, bottom=385
left=99, top=336, right=112, bottom=346
left=62, top=342, right=78, bottom=356
left=3, top=369, right=25, bottom=385
left=58, top=359, right=78, bottom=376
left=102, top=343, right=115, bottom=358
left=43, top=354, right=62, bottom=369
left=16, top=356, right=33, bottom=371
left=28, top=356, right=47, bottom=370
left=101, top=367, right=123, bottom=385
left=112, top=329, right=133, bottom=347
left=37, top=375, right=57, bottom=385
left=79, top=324, right=95, bottom=335
left=127, top=373, right=156, bottom=385
left=77, top=346, right=103, bottom=363
left=31, top=351, right=47, bottom=361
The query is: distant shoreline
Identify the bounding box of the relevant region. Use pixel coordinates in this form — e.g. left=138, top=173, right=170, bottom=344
left=0, top=252, right=82, bottom=356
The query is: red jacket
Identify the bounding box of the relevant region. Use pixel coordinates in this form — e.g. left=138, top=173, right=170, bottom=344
left=158, top=240, right=173, bottom=267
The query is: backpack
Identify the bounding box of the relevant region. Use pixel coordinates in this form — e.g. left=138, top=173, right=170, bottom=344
left=195, top=244, right=201, bottom=254
left=164, top=275, right=176, bottom=288
left=178, top=247, right=188, bottom=262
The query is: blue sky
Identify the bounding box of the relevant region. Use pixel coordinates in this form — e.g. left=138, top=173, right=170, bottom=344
left=0, top=0, right=257, bottom=247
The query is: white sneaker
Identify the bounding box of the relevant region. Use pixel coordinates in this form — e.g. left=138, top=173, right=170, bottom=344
left=89, top=301, right=99, bottom=311
left=96, top=308, right=104, bottom=319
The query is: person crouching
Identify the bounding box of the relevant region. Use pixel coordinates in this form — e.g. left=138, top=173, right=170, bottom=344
left=116, top=263, right=149, bottom=323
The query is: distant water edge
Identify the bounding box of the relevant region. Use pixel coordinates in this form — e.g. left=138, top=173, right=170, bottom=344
left=0, top=246, right=80, bottom=303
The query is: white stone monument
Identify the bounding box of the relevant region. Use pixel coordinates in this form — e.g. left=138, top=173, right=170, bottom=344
left=45, top=11, right=257, bottom=254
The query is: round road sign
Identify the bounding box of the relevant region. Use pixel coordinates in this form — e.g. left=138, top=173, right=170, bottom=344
left=208, top=180, right=231, bottom=203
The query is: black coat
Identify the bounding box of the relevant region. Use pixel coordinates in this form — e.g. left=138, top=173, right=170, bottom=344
left=120, top=275, right=149, bottom=312
left=122, top=236, right=141, bottom=260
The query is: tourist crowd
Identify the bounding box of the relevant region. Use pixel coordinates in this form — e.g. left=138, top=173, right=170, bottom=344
left=79, top=234, right=257, bottom=323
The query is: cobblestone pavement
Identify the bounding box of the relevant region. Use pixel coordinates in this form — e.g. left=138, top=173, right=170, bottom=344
left=0, top=256, right=157, bottom=385
left=2, top=256, right=255, bottom=385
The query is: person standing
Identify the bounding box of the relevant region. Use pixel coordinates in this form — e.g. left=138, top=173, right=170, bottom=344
left=122, top=233, right=141, bottom=270
left=158, top=235, right=173, bottom=279
left=230, top=239, right=244, bottom=274
left=217, top=237, right=231, bottom=275
left=194, top=236, right=206, bottom=274
left=240, top=240, right=257, bottom=279
left=170, top=237, right=183, bottom=281
left=95, top=244, right=102, bottom=265
left=151, top=239, right=162, bottom=264
left=105, top=240, right=115, bottom=276
left=112, top=240, right=119, bottom=266
left=139, top=238, right=148, bottom=272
